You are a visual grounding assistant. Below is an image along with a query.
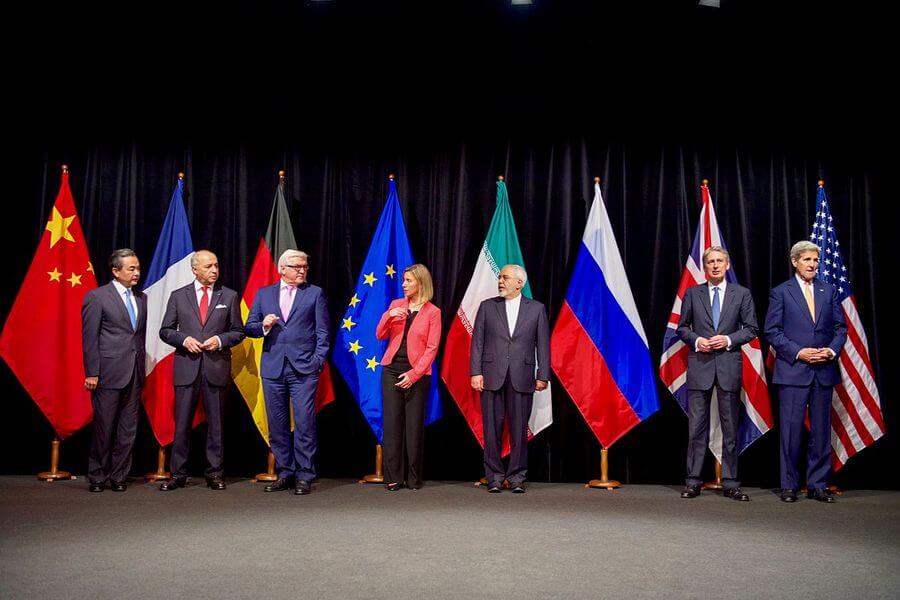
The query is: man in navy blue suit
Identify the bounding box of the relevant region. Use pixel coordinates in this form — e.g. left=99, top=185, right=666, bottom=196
left=765, top=241, right=847, bottom=503
left=245, top=249, right=330, bottom=495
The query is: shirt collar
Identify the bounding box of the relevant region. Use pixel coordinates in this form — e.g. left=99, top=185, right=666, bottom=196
left=795, top=274, right=814, bottom=288
left=112, top=280, right=130, bottom=295
left=194, top=279, right=211, bottom=292
left=505, top=293, right=522, bottom=306
left=708, top=280, right=727, bottom=293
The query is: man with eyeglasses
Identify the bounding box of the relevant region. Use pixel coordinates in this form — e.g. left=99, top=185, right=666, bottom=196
left=245, top=249, right=330, bottom=495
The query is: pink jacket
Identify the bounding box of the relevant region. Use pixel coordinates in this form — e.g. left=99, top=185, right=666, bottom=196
left=375, top=298, right=442, bottom=384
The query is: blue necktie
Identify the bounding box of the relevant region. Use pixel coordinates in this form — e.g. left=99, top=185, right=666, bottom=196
left=124, top=289, right=137, bottom=330
left=711, top=286, right=721, bottom=331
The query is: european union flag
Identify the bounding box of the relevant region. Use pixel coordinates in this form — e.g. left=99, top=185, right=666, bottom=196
left=333, top=178, right=443, bottom=442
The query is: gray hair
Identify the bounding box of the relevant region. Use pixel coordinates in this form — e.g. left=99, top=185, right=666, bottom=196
left=190, top=249, right=216, bottom=267
left=702, top=246, right=730, bottom=263
left=790, top=240, right=820, bottom=261
left=278, top=249, right=309, bottom=268
left=503, top=264, right=528, bottom=285
left=108, top=248, right=137, bottom=270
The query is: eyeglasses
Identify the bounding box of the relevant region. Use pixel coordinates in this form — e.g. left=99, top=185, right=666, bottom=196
left=284, top=264, right=309, bottom=271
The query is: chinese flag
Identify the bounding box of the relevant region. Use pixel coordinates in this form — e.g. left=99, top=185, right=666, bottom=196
left=0, top=167, right=97, bottom=438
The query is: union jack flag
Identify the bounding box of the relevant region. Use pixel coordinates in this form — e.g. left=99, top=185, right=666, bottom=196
left=659, top=183, right=774, bottom=459
left=808, top=182, right=885, bottom=469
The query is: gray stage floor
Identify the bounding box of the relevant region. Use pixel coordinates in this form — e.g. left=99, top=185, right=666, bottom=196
left=2, top=476, right=899, bottom=599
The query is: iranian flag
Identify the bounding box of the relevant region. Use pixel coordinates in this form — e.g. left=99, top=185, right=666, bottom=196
left=440, top=178, right=552, bottom=448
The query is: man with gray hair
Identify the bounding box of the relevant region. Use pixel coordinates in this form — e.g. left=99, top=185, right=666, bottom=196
left=245, top=249, right=330, bottom=495
left=470, top=264, right=550, bottom=493
left=81, top=249, right=146, bottom=492
left=676, top=246, right=758, bottom=501
left=765, top=240, right=847, bottom=503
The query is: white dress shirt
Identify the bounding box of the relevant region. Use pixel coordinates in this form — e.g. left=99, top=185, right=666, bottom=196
left=505, top=293, right=522, bottom=338
left=192, top=280, right=221, bottom=348
left=794, top=274, right=835, bottom=359
left=111, top=280, right=138, bottom=319
left=694, top=280, right=731, bottom=351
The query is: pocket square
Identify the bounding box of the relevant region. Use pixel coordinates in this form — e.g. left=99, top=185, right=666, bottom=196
left=215, top=304, right=228, bottom=309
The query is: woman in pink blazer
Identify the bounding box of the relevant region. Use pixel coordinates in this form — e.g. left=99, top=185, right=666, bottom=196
left=375, top=264, right=441, bottom=491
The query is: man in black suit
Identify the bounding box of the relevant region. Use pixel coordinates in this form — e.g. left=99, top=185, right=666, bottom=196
left=81, top=248, right=147, bottom=493
left=676, top=246, right=758, bottom=501
left=470, top=264, right=550, bottom=494
left=158, top=250, right=244, bottom=491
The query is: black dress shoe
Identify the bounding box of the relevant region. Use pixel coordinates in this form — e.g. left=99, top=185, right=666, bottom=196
left=724, top=487, right=750, bottom=501
left=510, top=482, right=526, bottom=494
left=88, top=482, right=105, bottom=493
left=781, top=489, right=798, bottom=502
left=264, top=478, right=290, bottom=492
left=385, top=482, right=403, bottom=492
left=159, top=477, right=187, bottom=491
left=487, top=483, right=502, bottom=493
left=110, top=481, right=127, bottom=492
left=807, top=489, right=836, bottom=503
left=206, top=477, right=226, bottom=490
left=294, top=480, right=311, bottom=495
left=680, top=485, right=701, bottom=499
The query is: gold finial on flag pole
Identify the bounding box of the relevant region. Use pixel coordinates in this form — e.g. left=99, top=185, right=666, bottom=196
left=498, top=175, right=505, bottom=182
left=389, top=173, right=395, bottom=181
left=702, top=179, right=709, bottom=186
left=818, top=179, right=825, bottom=188
left=278, top=170, right=285, bottom=181
left=593, top=176, right=600, bottom=184
left=61, top=164, right=69, bottom=174
left=177, top=172, right=185, bottom=181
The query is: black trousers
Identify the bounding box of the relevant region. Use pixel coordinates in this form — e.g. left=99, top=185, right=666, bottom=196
left=685, top=382, right=740, bottom=489
left=170, top=371, right=226, bottom=479
left=88, top=364, right=142, bottom=484
left=381, top=364, right=428, bottom=487
left=481, top=373, right=533, bottom=486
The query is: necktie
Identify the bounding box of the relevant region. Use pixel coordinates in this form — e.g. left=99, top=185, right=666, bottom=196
left=199, top=285, right=209, bottom=324
left=803, top=282, right=815, bottom=322
left=280, top=285, right=295, bottom=321
left=124, top=289, right=137, bottom=330
left=711, top=286, right=721, bottom=331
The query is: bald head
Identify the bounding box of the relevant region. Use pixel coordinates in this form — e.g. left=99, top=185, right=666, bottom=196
left=191, top=250, right=219, bottom=286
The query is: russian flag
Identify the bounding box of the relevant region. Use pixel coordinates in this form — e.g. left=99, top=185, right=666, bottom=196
left=142, top=175, right=200, bottom=447
left=551, top=180, right=659, bottom=447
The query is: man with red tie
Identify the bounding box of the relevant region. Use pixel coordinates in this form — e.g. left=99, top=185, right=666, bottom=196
left=765, top=241, right=847, bottom=503
left=158, top=250, right=244, bottom=490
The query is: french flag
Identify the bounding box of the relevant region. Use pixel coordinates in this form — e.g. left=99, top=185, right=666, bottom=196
left=551, top=180, right=659, bottom=447
left=142, top=175, right=200, bottom=447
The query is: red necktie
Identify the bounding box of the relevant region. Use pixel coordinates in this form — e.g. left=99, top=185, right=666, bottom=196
left=199, top=286, right=209, bottom=324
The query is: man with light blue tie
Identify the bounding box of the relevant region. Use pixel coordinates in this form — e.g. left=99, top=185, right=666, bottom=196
left=81, top=249, right=147, bottom=493
left=245, top=249, right=330, bottom=495
left=676, top=247, right=758, bottom=501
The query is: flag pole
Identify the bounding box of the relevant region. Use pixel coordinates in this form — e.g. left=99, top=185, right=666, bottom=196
left=586, top=447, right=620, bottom=490
left=145, top=446, right=171, bottom=482
left=358, top=444, right=384, bottom=484
left=253, top=451, right=279, bottom=483
left=37, top=436, right=73, bottom=481
left=703, top=461, right=723, bottom=490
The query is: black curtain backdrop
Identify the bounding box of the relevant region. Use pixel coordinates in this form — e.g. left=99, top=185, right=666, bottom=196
left=2, top=0, right=895, bottom=487
left=2, top=137, right=895, bottom=489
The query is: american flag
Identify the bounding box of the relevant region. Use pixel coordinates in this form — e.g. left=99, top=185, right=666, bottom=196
left=659, top=183, right=774, bottom=460
left=807, top=182, right=885, bottom=469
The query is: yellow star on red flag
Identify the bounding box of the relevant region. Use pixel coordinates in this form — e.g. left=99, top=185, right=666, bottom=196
left=47, top=268, right=62, bottom=282
left=46, top=207, right=76, bottom=248
left=66, top=272, right=82, bottom=287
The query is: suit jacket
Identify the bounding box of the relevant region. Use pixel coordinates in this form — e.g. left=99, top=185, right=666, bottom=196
left=764, top=277, right=848, bottom=386
left=470, top=295, right=550, bottom=394
left=158, top=282, right=245, bottom=387
left=244, top=281, right=330, bottom=379
left=375, top=299, right=442, bottom=384
left=676, top=282, right=758, bottom=392
left=81, top=281, right=147, bottom=390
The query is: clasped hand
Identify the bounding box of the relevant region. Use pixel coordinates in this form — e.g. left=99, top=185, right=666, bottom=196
left=696, top=335, right=729, bottom=352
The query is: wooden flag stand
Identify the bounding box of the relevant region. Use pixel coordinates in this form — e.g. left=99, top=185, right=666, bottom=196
left=358, top=444, right=384, bottom=484
left=145, top=446, right=171, bottom=482
left=586, top=448, right=620, bottom=490
left=253, top=451, right=279, bottom=483
left=703, top=460, right=724, bottom=490
left=37, top=436, right=74, bottom=481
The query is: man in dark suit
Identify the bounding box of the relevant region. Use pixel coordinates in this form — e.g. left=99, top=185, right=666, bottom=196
left=245, top=249, right=329, bottom=495
left=158, top=250, right=245, bottom=491
left=765, top=240, right=847, bottom=503
left=470, top=264, right=550, bottom=493
left=81, top=248, right=147, bottom=493
left=676, top=246, right=758, bottom=501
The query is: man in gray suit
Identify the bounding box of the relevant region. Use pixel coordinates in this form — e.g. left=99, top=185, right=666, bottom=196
left=676, top=246, right=758, bottom=501
left=470, top=264, right=550, bottom=493
left=82, top=249, right=147, bottom=493
left=158, top=250, right=244, bottom=491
